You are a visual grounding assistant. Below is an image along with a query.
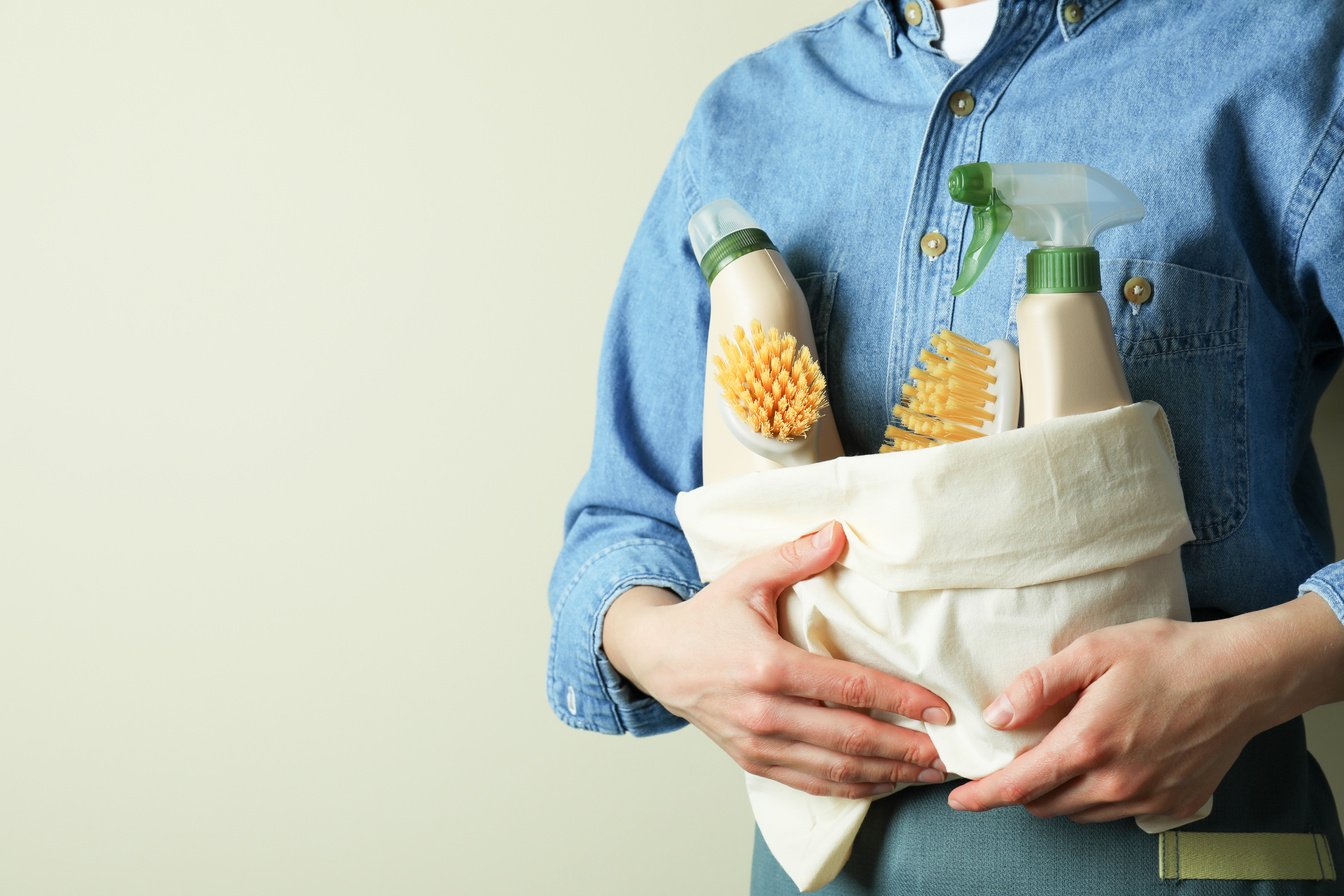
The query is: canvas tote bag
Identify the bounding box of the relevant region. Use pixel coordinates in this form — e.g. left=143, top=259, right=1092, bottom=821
left=675, top=402, right=1204, bottom=892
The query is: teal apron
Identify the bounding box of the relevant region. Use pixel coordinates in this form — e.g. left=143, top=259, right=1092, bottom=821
left=751, top=719, right=1342, bottom=894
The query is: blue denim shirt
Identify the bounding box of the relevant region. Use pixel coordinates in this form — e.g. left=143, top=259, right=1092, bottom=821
left=548, top=0, right=1344, bottom=736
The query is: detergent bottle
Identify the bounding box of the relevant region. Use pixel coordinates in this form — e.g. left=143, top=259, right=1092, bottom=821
left=689, top=199, right=843, bottom=485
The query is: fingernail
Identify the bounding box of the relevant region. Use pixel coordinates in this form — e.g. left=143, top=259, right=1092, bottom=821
left=982, top=696, right=1013, bottom=729
left=917, top=768, right=945, bottom=784
left=932, top=758, right=947, bottom=773
left=948, top=798, right=967, bottom=811
left=811, top=523, right=835, bottom=549
left=921, top=707, right=950, bottom=726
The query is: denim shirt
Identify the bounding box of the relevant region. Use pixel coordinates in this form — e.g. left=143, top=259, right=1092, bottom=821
left=548, top=0, right=1344, bottom=736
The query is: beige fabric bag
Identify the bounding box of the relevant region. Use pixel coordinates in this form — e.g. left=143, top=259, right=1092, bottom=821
left=675, top=402, right=1205, bottom=892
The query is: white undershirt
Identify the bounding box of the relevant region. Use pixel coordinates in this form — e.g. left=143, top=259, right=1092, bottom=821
left=936, top=0, right=1000, bottom=65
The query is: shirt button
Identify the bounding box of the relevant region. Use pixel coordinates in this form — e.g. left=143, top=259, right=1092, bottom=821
left=904, top=1, right=923, bottom=26
left=1123, top=276, right=1153, bottom=304
left=920, top=231, right=948, bottom=258
left=949, top=90, right=976, bottom=117
left=1063, top=3, right=1084, bottom=24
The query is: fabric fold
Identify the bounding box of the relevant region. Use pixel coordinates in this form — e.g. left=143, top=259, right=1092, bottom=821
left=675, top=403, right=1201, bottom=892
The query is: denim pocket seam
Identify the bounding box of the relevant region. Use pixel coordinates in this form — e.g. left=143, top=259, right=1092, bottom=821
left=797, top=271, right=839, bottom=373
left=1194, top=345, right=1248, bottom=545
left=1117, top=326, right=1249, bottom=358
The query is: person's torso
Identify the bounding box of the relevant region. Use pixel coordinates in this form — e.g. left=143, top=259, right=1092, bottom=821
left=678, top=0, right=1344, bottom=616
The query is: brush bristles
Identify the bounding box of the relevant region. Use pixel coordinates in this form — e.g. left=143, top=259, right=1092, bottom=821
left=713, top=320, right=828, bottom=442
left=879, top=328, right=997, bottom=453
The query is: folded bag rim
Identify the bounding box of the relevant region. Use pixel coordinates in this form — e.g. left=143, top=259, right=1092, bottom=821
left=677, top=402, right=1200, bottom=892
left=676, top=402, right=1196, bottom=591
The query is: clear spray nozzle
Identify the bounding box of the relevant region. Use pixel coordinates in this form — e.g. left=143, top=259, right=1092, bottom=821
left=948, top=162, right=1145, bottom=295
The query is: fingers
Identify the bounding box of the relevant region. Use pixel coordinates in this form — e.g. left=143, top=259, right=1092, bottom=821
left=736, top=734, right=943, bottom=799
left=723, top=522, right=952, bottom=725
left=781, top=702, right=946, bottom=771
left=982, top=633, right=1108, bottom=730
left=1056, top=804, right=1140, bottom=824
left=725, top=523, right=847, bottom=618
left=724, top=697, right=946, bottom=799
left=956, top=748, right=1213, bottom=823
left=1028, top=788, right=1211, bottom=825
left=705, top=521, right=957, bottom=801
left=774, top=739, right=943, bottom=788
left=780, top=649, right=954, bottom=725
left=947, top=721, right=1092, bottom=812
left=1024, top=782, right=1138, bottom=824
left=1021, top=771, right=1214, bottom=825
left=1015, top=772, right=1131, bottom=822
left=757, top=764, right=907, bottom=801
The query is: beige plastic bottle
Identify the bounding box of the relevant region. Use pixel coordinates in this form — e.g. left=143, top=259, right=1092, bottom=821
left=1016, top=288, right=1131, bottom=426
left=689, top=199, right=843, bottom=486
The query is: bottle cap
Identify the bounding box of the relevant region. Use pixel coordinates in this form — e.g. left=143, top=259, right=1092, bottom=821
left=1026, top=246, right=1102, bottom=293
left=689, top=199, right=777, bottom=285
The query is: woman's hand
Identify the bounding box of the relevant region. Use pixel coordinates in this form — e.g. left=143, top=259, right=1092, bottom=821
left=947, top=595, right=1344, bottom=822
left=603, top=522, right=952, bottom=799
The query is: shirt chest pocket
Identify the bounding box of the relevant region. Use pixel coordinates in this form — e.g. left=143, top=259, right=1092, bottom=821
left=1104, top=259, right=1249, bottom=544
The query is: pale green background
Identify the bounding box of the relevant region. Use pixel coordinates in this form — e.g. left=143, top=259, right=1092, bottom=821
left=0, top=2, right=1339, bottom=894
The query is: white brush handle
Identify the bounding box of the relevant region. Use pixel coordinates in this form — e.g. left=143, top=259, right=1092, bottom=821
left=983, top=339, right=1022, bottom=434
left=718, top=400, right=817, bottom=467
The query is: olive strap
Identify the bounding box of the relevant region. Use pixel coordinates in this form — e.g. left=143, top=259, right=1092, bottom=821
left=1158, top=831, right=1336, bottom=881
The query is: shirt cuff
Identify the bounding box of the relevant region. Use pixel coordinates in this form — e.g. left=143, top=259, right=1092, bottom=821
left=548, top=538, right=702, bottom=736
left=1299, top=558, right=1344, bottom=626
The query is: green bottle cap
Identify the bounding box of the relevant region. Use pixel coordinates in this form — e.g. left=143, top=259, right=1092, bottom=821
left=699, top=227, right=776, bottom=286
left=1026, top=246, right=1101, bottom=293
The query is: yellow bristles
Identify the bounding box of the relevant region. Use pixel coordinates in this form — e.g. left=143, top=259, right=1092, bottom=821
left=879, top=328, right=998, bottom=453
left=931, top=328, right=996, bottom=369
left=712, top=320, right=828, bottom=442
left=883, top=424, right=938, bottom=451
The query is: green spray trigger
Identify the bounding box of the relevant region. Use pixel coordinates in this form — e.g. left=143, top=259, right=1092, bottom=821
left=950, top=185, right=1012, bottom=295
left=947, top=161, right=1146, bottom=295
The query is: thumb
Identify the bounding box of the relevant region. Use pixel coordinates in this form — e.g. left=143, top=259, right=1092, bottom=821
left=727, top=522, right=846, bottom=622
left=983, top=635, right=1107, bottom=730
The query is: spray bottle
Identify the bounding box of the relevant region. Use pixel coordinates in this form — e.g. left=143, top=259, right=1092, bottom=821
left=947, top=162, right=1144, bottom=426
left=689, top=199, right=843, bottom=485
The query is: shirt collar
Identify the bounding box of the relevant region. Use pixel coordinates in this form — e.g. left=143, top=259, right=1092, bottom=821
left=872, top=0, right=1125, bottom=58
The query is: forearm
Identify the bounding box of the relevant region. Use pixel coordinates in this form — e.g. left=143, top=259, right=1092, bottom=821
left=1237, top=592, right=1344, bottom=725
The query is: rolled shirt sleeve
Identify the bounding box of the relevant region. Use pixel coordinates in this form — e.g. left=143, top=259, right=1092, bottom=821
left=1300, top=565, right=1344, bottom=626
left=546, top=128, right=711, bottom=736
left=1293, top=117, right=1344, bottom=629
